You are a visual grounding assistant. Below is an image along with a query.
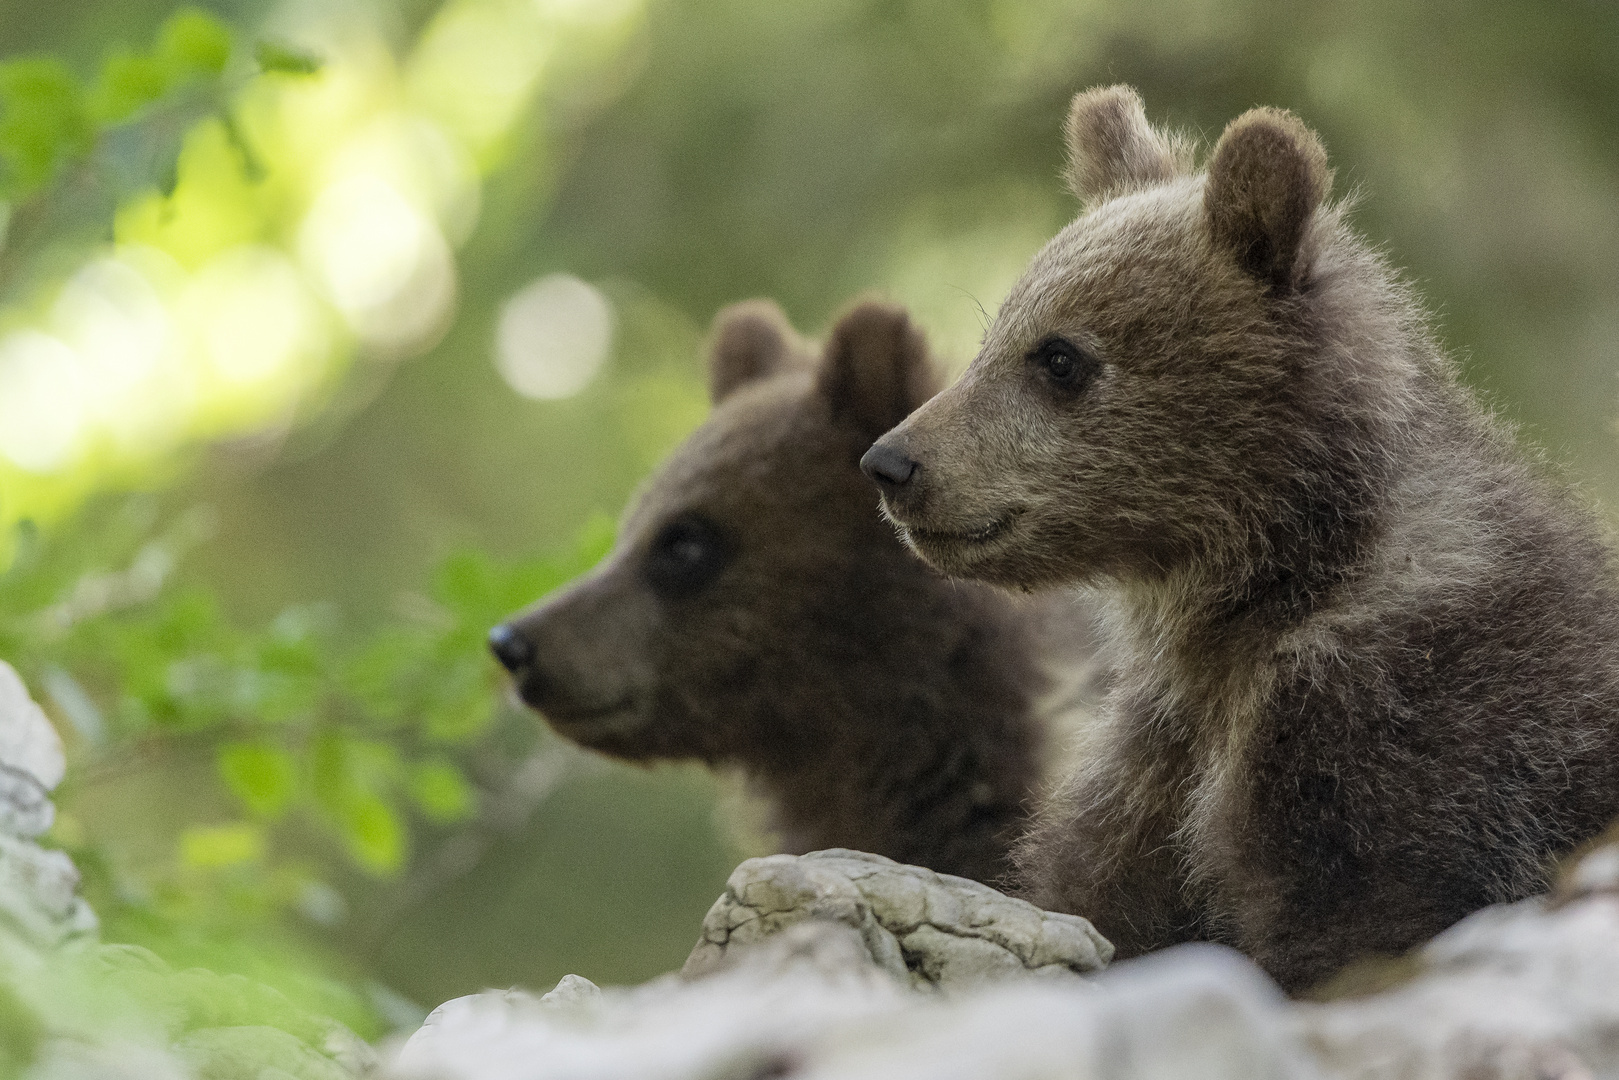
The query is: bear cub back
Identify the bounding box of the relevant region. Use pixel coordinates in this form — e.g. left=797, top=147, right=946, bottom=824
left=494, top=300, right=1093, bottom=885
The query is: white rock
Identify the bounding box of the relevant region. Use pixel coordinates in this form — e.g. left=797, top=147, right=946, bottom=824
left=394, top=838, right=1619, bottom=1080
left=1298, top=891, right=1619, bottom=1079
left=0, top=660, right=65, bottom=791
left=392, top=930, right=1311, bottom=1080
left=684, top=849, right=1113, bottom=991
left=0, top=832, right=98, bottom=947
left=797, top=945, right=1318, bottom=1080
left=0, top=764, right=55, bottom=838
left=392, top=923, right=910, bottom=1080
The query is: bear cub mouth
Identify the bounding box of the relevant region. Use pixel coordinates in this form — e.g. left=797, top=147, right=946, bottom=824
left=902, top=509, right=1021, bottom=549
left=522, top=686, right=643, bottom=738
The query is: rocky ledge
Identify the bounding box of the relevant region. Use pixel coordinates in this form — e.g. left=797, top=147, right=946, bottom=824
left=396, top=837, right=1619, bottom=1080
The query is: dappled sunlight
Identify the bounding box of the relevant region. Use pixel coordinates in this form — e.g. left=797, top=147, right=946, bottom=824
left=0, top=0, right=651, bottom=546
left=0, top=331, right=88, bottom=474
left=299, top=172, right=455, bottom=349
left=183, top=245, right=328, bottom=404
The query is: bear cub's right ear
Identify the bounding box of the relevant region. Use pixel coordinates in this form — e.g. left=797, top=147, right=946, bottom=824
left=816, top=301, right=940, bottom=439
left=1204, top=107, right=1332, bottom=294
left=708, top=299, right=800, bottom=403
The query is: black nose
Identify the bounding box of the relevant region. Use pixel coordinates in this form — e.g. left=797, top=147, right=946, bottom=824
left=860, top=441, right=917, bottom=491
left=488, top=623, right=535, bottom=672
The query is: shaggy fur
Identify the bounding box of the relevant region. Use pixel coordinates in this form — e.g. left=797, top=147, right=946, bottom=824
left=861, top=86, right=1619, bottom=991
left=495, top=300, right=1084, bottom=885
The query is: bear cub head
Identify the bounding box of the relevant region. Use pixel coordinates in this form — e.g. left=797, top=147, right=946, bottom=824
left=491, top=299, right=939, bottom=761
left=863, top=86, right=1392, bottom=595
left=489, top=299, right=1072, bottom=879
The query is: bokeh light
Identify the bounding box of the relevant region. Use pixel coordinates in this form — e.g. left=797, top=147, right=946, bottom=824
left=299, top=173, right=456, bottom=350
left=0, top=332, right=88, bottom=474
left=495, top=273, right=614, bottom=400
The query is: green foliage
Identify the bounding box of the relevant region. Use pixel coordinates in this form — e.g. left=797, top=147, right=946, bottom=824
left=0, top=6, right=328, bottom=300
left=219, top=742, right=297, bottom=819
left=255, top=42, right=324, bottom=77
left=0, top=58, right=92, bottom=197
left=0, top=980, right=42, bottom=1078
left=156, top=10, right=233, bottom=81
left=0, top=499, right=613, bottom=885
left=0, top=8, right=237, bottom=201
left=0, top=939, right=371, bottom=1078
left=0, top=495, right=619, bottom=1036
left=92, top=8, right=232, bottom=125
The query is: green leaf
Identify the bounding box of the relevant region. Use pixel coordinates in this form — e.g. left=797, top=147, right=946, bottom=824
left=422, top=663, right=495, bottom=743
left=94, top=48, right=170, bottom=122
left=0, top=980, right=42, bottom=1076
left=218, top=742, right=296, bottom=818
left=408, top=759, right=473, bottom=823
left=433, top=551, right=497, bottom=616
left=341, top=793, right=404, bottom=874
left=307, top=731, right=350, bottom=815
left=0, top=58, right=92, bottom=197
left=254, top=41, right=324, bottom=76
left=157, top=9, right=233, bottom=80
left=180, top=822, right=264, bottom=868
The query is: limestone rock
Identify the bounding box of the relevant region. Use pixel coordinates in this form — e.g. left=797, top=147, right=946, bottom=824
left=0, top=661, right=65, bottom=840
left=0, top=661, right=64, bottom=792
left=395, top=835, right=1619, bottom=1080
left=1299, top=888, right=1619, bottom=1079
left=683, top=849, right=1113, bottom=990
left=394, top=922, right=911, bottom=1080
left=391, top=932, right=1313, bottom=1080
left=0, top=830, right=96, bottom=948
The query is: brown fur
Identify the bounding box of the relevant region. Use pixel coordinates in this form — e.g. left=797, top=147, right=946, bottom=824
left=495, top=300, right=1083, bottom=885
left=1063, top=85, right=1192, bottom=208
left=862, top=87, right=1619, bottom=991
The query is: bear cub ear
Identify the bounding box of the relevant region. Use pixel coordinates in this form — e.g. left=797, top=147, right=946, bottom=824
left=1064, top=85, right=1187, bottom=207
left=816, top=301, right=939, bottom=439
left=1204, top=107, right=1332, bottom=294
left=707, top=299, right=801, bottom=403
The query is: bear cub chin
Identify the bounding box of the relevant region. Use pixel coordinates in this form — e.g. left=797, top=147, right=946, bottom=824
left=864, top=85, right=1619, bottom=991
left=493, top=299, right=1095, bottom=886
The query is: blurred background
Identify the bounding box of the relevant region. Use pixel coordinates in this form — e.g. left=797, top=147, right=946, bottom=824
left=0, top=0, right=1614, bottom=1036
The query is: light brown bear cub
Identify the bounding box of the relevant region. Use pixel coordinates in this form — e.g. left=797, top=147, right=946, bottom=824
left=492, top=301, right=1079, bottom=885
left=862, top=86, right=1619, bottom=991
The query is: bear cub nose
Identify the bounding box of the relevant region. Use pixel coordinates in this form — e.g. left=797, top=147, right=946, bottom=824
left=860, top=441, right=918, bottom=491
left=488, top=623, right=535, bottom=673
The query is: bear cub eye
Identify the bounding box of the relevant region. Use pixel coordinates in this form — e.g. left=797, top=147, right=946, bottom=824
left=645, top=513, right=732, bottom=597
left=1028, top=336, right=1098, bottom=394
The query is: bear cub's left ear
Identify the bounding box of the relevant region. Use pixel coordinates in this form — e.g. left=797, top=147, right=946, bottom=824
left=1205, top=107, right=1332, bottom=294
left=707, top=299, right=802, bottom=403
left=816, top=301, right=940, bottom=440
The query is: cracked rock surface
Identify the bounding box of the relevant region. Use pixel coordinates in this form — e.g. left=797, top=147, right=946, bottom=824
left=396, top=838, right=1619, bottom=1080
left=683, top=849, right=1113, bottom=990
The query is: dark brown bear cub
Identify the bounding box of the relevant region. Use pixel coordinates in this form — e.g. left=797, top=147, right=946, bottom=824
left=492, top=300, right=1083, bottom=885
left=862, top=85, right=1619, bottom=991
